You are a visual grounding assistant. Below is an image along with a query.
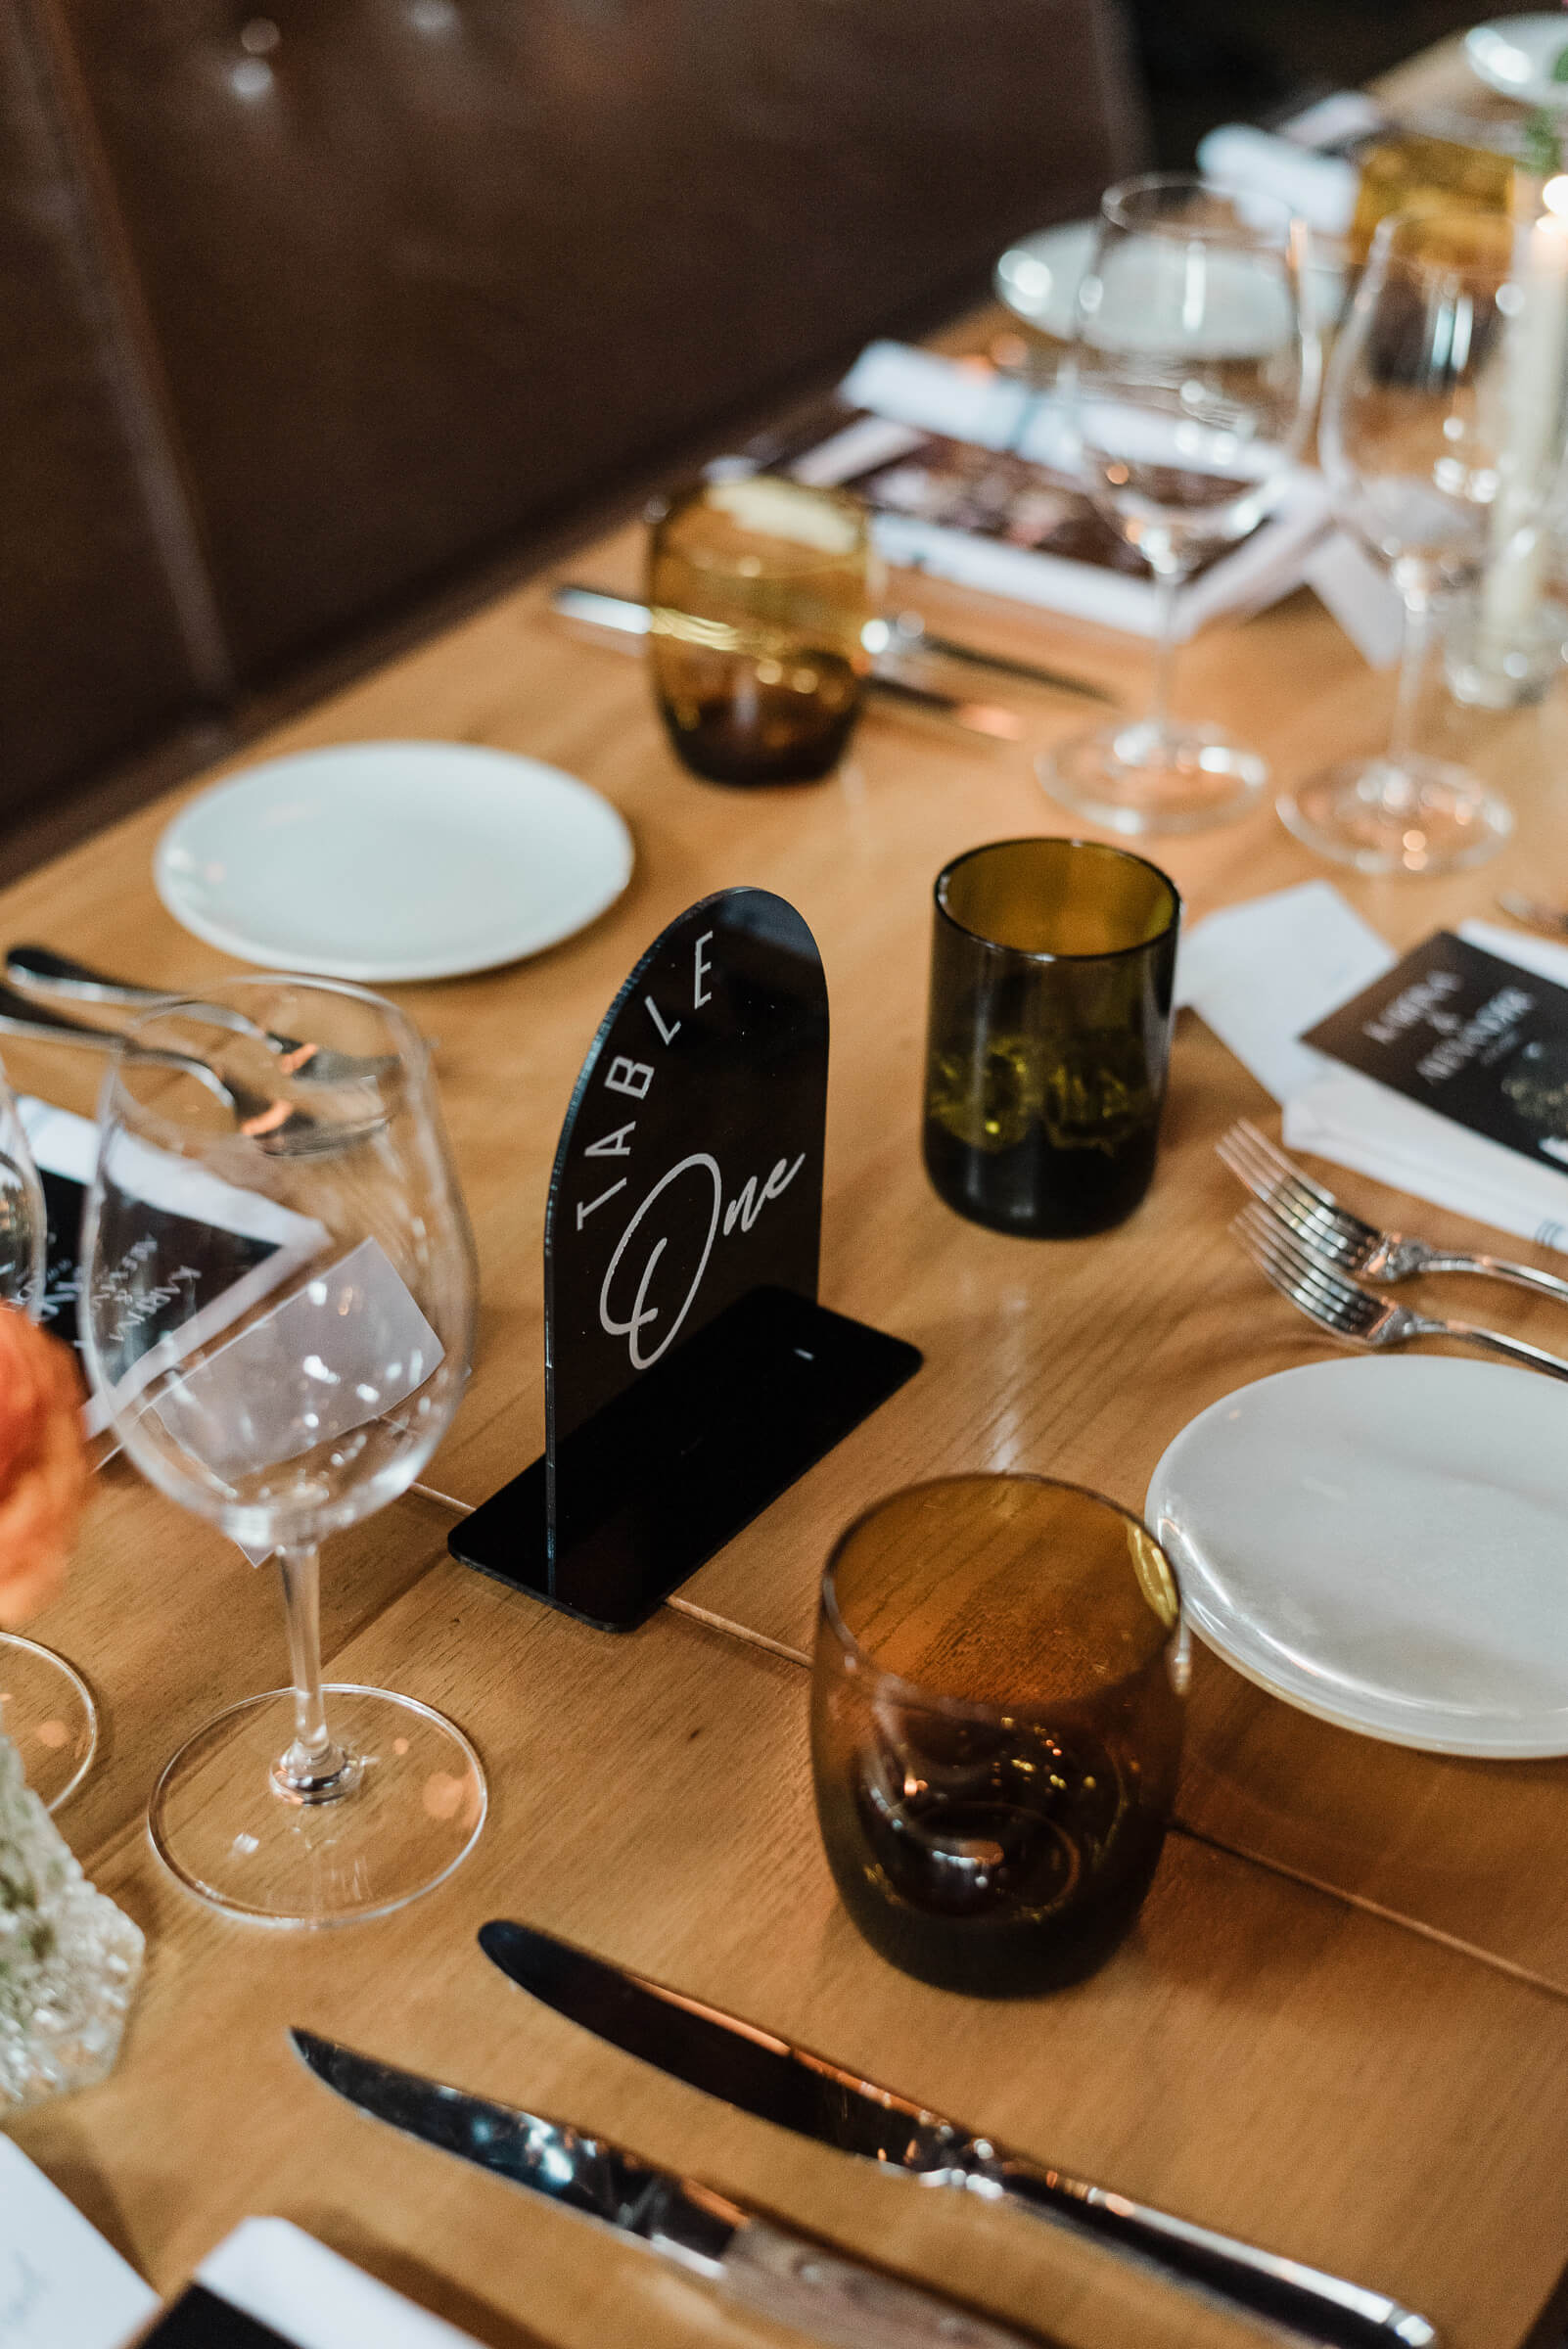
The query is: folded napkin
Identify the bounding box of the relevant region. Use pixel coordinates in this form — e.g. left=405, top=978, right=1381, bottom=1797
left=134, top=2220, right=482, bottom=2349
left=0, top=2137, right=159, bottom=2349
left=0, top=2143, right=484, bottom=2349
left=1180, top=883, right=1568, bottom=1253
left=814, top=342, right=1331, bottom=641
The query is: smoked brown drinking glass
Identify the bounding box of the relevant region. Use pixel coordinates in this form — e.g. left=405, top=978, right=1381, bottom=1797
left=922, top=838, right=1179, bottom=1238
left=811, top=1474, right=1186, bottom=1996
left=647, top=473, right=874, bottom=784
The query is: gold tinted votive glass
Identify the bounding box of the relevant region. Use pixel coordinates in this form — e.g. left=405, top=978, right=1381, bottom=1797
left=923, top=837, right=1179, bottom=1237
left=812, top=1474, right=1186, bottom=1996
left=647, top=475, right=873, bottom=784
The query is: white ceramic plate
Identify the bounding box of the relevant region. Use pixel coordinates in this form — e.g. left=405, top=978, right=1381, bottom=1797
left=1145, top=1356, right=1568, bottom=1757
left=1465, top=15, right=1568, bottom=107
left=155, top=741, right=634, bottom=984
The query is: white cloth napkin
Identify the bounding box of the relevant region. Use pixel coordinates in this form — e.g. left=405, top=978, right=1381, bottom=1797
left=0, top=2140, right=159, bottom=2349
left=182, top=2220, right=482, bottom=2349
left=811, top=342, right=1331, bottom=641
left=1180, top=884, right=1568, bottom=1253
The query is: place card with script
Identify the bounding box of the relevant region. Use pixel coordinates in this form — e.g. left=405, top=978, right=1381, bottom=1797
left=450, top=887, right=921, bottom=1629
left=16, top=1100, right=322, bottom=1438
left=1302, top=930, right=1568, bottom=1172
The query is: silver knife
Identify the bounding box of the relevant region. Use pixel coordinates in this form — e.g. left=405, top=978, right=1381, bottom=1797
left=864, top=611, right=1119, bottom=705
left=548, top=584, right=1023, bottom=741
left=289, top=2028, right=1041, bottom=2349
left=478, top=1921, right=1440, bottom=2349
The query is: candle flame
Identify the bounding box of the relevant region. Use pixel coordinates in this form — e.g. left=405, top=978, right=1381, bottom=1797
left=1542, top=174, right=1568, bottom=220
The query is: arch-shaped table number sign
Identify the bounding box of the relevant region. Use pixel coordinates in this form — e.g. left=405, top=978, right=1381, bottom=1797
left=449, top=888, right=922, bottom=1630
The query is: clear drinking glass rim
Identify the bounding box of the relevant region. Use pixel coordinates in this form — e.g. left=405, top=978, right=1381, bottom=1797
left=819, top=1469, right=1182, bottom=1728
left=1361, top=203, right=1519, bottom=287
left=92, top=970, right=430, bottom=1152
left=1100, top=169, right=1298, bottom=249
left=933, top=836, right=1181, bottom=964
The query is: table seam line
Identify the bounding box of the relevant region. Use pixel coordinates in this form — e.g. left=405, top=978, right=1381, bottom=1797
left=341, top=1492, right=1568, bottom=1998
left=1173, top=1820, right=1568, bottom=2004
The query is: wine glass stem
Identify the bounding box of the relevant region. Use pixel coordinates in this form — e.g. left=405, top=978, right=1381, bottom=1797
left=1145, top=563, right=1182, bottom=742
left=1386, top=589, right=1433, bottom=777
left=274, top=1543, right=352, bottom=1802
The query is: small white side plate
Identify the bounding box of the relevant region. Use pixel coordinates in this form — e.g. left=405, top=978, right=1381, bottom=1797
left=1145, top=1356, right=1568, bottom=1756
left=1465, top=15, right=1568, bottom=108
left=155, top=741, right=634, bottom=983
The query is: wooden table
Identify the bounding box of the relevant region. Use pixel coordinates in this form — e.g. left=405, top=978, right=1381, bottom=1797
left=13, top=143, right=1568, bottom=2349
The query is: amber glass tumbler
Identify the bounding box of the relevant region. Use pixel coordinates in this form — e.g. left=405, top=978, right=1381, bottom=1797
left=647, top=474, right=873, bottom=784
left=811, top=1474, right=1185, bottom=1996
left=922, top=837, right=1179, bottom=1238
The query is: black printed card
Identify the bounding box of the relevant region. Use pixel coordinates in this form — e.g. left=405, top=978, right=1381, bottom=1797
left=1302, top=931, right=1568, bottom=1172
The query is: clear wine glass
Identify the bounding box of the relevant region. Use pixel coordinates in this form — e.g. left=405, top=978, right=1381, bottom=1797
left=0, top=1070, right=98, bottom=1812
left=1040, top=173, right=1318, bottom=834
left=81, top=978, right=483, bottom=1926
left=1279, top=207, right=1547, bottom=873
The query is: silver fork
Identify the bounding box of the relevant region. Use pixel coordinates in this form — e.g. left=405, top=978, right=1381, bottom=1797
left=0, top=983, right=377, bottom=1155
left=1231, top=1198, right=1568, bottom=1381
left=1218, top=1117, right=1568, bottom=1305
left=5, top=945, right=398, bottom=1086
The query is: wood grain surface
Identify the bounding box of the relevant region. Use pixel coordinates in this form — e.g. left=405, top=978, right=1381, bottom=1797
left=10, top=63, right=1568, bottom=2336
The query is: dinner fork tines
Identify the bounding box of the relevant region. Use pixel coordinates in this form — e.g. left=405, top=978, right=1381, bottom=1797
left=1231, top=1199, right=1568, bottom=1382
left=1218, top=1117, right=1568, bottom=1306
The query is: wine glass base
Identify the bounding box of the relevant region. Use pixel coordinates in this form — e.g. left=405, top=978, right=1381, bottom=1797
left=1277, top=756, right=1513, bottom=876
left=148, top=1684, right=485, bottom=1927
left=0, top=1634, right=98, bottom=1813
left=1038, top=719, right=1268, bottom=835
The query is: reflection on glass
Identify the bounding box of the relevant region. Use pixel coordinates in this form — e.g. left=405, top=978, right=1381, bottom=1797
left=812, top=1474, right=1186, bottom=1995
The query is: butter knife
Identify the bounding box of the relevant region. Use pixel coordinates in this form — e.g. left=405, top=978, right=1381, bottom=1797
left=289, top=2029, right=1040, bottom=2349
left=478, top=1920, right=1439, bottom=2349
left=548, top=584, right=1023, bottom=740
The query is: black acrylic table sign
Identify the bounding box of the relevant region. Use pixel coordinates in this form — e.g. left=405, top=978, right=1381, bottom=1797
left=1303, top=930, right=1568, bottom=1173
left=449, top=888, right=921, bottom=1629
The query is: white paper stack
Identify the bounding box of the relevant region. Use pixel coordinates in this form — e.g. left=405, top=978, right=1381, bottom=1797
left=1179, top=883, right=1568, bottom=1253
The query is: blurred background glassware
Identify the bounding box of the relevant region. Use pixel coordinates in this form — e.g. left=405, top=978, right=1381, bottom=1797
left=81, top=978, right=482, bottom=1926
left=647, top=473, right=874, bottom=785
left=1039, top=174, right=1318, bottom=834
left=811, top=1474, right=1185, bottom=1996
left=1278, top=207, right=1562, bottom=873
left=0, top=1074, right=96, bottom=1813
left=922, top=838, right=1179, bottom=1240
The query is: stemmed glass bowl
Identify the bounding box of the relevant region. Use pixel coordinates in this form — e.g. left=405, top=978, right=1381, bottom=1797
left=81, top=978, right=483, bottom=1926
left=1040, top=173, right=1318, bottom=835
left=1279, top=207, right=1555, bottom=873
left=0, top=1070, right=97, bottom=1810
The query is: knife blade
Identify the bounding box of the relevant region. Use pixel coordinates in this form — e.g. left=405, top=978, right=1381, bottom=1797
left=864, top=612, right=1119, bottom=706
left=547, top=584, right=1023, bottom=741
left=477, top=1922, right=1439, bottom=2349
left=289, top=2029, right=1040, bottom=2349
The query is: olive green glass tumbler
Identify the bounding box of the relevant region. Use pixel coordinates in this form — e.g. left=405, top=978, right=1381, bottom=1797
left=922, top=837, right=1180, bottom=1238
left=811, top=1474, right=1186, bottom=1996
left=647, top=474, right=873, bottom=785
